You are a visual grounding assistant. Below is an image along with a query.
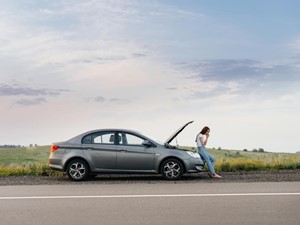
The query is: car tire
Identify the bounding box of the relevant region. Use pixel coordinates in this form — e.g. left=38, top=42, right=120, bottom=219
left=66, top=159, right=90, bottom=181
left=161, top=158, right=184, bottom=180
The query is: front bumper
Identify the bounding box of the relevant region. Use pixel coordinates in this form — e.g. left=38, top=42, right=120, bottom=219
left=184, top=157, right=205, bottom=173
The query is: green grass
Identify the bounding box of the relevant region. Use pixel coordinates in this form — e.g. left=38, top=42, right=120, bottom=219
left=0, top=146, right=49, bottom=165
left=0, top=146, right=61, bottom=176
left=185, top=147, right=300, bottom=172
left=0, top=146, right=300, bottom=176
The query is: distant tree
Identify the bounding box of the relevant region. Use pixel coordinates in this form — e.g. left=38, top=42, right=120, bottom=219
left=218, top=147, right=222, bottom=150
left=253, top=149, right=258, bottom=152
left=243, top=149, right=248, bottom=152
left=258, top=148, right=264, bottom=152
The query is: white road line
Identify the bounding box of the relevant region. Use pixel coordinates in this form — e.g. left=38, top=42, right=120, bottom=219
left=0, top=193, right=300, bottom=200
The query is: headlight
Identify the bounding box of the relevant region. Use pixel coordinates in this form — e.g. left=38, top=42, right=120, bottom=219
left=186, top=151, right=200, bottom=159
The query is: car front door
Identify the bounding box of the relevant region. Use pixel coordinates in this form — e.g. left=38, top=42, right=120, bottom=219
left=116, top=132, right=155, bottom=171
left=81, top=131, right=117, bottom=170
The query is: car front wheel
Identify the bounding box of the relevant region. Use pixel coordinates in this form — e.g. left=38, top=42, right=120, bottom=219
left=161, top=158, right=184, bottom=180
left=66, top=159, right=89, bottom=181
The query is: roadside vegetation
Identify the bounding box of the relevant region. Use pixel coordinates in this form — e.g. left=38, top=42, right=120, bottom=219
left=189, top=147, right=300, bottom=172
left=0, top=146, right=60, bottom=176
left=0, top=146, right=300, bottom=176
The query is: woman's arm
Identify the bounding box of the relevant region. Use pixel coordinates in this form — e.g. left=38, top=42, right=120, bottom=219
left=200, top=135, right=208, bottom=146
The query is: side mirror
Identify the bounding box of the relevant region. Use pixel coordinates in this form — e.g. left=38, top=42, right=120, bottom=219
left=142, top=140, right=153, bottom=147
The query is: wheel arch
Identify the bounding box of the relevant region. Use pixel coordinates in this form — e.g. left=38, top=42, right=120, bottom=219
left=158, top=156, right=186, bottom=174
left=64, top=157, right=91, bottom=172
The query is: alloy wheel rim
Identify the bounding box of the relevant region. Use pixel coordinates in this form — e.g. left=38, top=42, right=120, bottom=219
left=163, top=161, right=181, bottom=179
left=69, top=162, right=86, bottom=179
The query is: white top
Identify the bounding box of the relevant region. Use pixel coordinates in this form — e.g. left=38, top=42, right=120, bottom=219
left=196, top=133, right=206, bottom=147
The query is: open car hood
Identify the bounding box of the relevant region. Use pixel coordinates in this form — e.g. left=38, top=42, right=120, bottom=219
left=164, top=121, right=194, bottom=144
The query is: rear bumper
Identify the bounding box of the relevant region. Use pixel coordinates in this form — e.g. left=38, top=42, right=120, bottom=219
left=49, top=157, right=64, bottom=171
left=49, top=163, right=64, bottom=171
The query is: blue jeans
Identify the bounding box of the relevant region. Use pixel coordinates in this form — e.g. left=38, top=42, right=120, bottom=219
left=198, top=146, right=216, bottom=174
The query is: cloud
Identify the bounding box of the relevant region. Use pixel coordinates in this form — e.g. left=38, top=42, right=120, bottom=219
left=0, top=1, right=151, bottom=72
left=131, top=53, right=146, bottom=58
left=168, top=79, right=240, bottom=102
left=0, top=83, right=69, bottom=97
left=188, top=58, right=298, bottom=83
left=86, top=95, right=132, bottom=106
left=92, top=96, right=130, bottom=105
left=289, top=37, right=300, bottom=52
left=181, top=59, right=269, bottom=81
left=0, top=0, right=203, bottom=66
left=196, top=59, right=299, bottom=83
left=94, top=96, right=105, bottom=102
left=109, top=98, right=130, bottom=105
left=167, top=57, right=300, bottom=102
left=14, top=98, right=47, bottom=106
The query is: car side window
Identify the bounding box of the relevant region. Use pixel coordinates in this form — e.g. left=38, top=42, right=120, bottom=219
left=119, top=132, right=145, bottom=146
left=82, top=132, right=116, bottom=144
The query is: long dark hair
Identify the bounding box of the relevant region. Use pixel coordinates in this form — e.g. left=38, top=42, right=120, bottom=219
left=200, top=126, right=210, bottom=135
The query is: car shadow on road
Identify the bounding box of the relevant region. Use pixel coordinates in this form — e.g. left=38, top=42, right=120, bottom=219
left=81, top=173, right=213, bottom=183
left=46, top=173, right=213, bottom=184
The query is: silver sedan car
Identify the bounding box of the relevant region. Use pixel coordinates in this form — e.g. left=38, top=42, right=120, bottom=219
left=49, top=121, right=204, bottom=181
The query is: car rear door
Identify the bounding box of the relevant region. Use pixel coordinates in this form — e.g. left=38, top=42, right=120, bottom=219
left=116, top=132, right=155, bottom=171
left=81, top=131, right=117, bottom=170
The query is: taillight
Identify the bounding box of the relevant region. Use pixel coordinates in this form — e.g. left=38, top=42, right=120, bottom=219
left=51, top=145, right=59, bottom=152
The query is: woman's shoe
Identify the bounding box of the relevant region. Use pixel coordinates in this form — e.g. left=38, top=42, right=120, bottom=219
left=212, top=173, right=222, bottom=178
left=208, top=172, right=213, bottom=178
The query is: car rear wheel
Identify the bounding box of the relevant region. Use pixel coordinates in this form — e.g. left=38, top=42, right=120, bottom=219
left=161, top=158, right=183, bottom=180
left=66, top=159, right=89, bottom=181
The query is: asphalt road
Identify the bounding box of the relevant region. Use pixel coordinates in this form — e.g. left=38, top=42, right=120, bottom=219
left=1, top=182, right=299, bottom=225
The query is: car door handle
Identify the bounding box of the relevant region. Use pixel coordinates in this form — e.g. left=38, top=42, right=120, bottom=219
left=120, top=149, right=127, bottom=152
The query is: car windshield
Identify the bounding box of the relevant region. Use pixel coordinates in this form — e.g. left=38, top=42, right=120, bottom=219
left=138, top=132, right=164, bottom=145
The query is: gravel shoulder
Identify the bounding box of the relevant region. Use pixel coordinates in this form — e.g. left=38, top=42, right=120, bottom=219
left=1, top=169, right=300, bottom=186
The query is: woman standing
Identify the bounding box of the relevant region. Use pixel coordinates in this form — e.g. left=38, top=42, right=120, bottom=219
left=196, top=126, right=222, bottom=178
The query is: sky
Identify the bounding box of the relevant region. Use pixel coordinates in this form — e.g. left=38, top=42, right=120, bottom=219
left=0, top=0, right=300, bottom=153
